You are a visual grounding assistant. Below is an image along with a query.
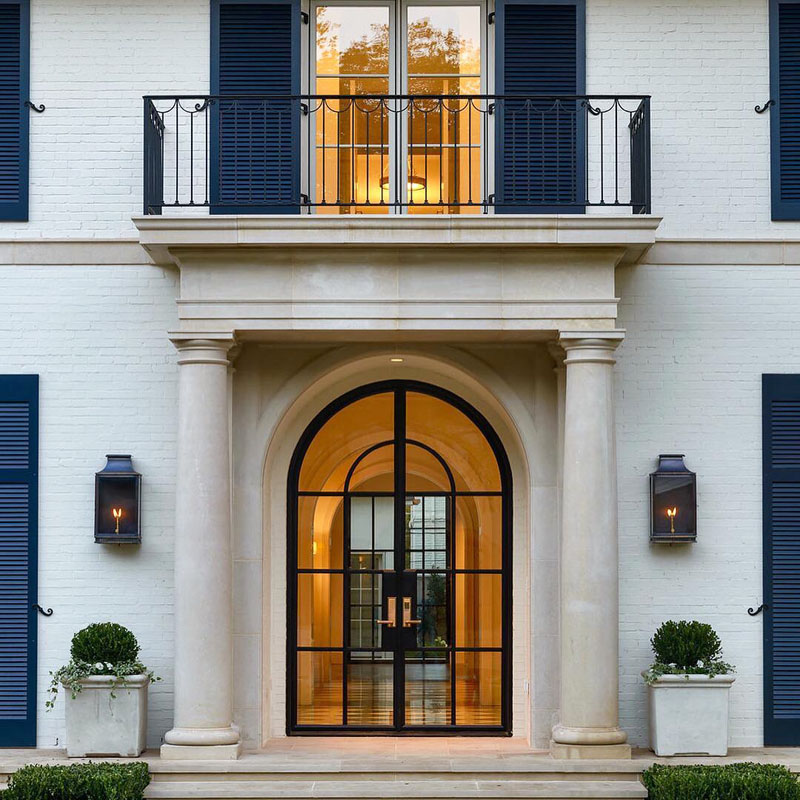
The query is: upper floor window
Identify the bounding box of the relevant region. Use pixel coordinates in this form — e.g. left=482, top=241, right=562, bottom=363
left=311, top=2, right=484, bottom=213
left=0, top=0, right=29, bottom=222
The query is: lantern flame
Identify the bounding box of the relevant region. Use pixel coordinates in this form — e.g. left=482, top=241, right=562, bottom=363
left=112, top=507, right=123, bottom=534
left=666, top=507, right=677, bottom=534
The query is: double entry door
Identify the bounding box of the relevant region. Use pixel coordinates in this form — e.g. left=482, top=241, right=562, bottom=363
left=310, top=0, right=487, bottom=210
left=291, top=384, right=507, bottom=733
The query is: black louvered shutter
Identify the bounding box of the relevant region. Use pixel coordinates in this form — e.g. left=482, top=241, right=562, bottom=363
left=763, top=375, right=800, bottom=744
left=0, top=375, right=37, bottom=747
left=771, top=1, right=800, bottom=220
left=0, top=1, right=28, bottom=222
left=495, top=0, right=584, bottom=213
left=211, top=0, right=299, bottom=213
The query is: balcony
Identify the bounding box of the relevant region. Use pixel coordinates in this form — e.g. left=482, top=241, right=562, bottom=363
left=143, top=94, right=650, bottom=216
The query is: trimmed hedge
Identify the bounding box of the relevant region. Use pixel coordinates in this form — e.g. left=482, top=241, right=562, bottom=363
left=2, top=762, right=150, bottom=800
left=642, top=763, right=800, bottom=800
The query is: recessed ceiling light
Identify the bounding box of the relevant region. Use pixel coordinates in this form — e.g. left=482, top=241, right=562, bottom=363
left=390, top=357, right=404, bottom=363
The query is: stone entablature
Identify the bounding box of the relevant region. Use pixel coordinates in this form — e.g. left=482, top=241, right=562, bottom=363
left=134, top=215, right=661, bottom=341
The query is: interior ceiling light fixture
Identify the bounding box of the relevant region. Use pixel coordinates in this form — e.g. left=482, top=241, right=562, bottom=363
left=379, top=175, right=427, bottom=192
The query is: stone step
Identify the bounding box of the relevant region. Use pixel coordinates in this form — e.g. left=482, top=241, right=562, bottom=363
left=144, top=780, right=647, bottom=800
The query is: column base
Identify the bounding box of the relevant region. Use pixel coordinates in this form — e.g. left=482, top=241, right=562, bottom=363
left=161, top=743, right=242, bottom=760
left=550, top=741, right=632, bottom=760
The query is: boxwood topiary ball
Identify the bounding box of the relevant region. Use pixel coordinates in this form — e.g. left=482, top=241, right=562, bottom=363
left=651, top=620, right=722, bottom=669
left=70, top=622, right=140, bottom=665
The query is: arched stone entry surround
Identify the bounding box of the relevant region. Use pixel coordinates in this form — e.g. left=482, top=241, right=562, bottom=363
left=252, top=347, right=538, bottom=743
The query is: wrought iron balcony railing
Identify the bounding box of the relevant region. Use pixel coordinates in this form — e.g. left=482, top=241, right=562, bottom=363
left=143, top=94, right=650, bottom=215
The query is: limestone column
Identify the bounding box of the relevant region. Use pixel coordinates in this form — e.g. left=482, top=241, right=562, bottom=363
left=161, top=337, right=241, bottom=760
left=551, top=332, right=630, bottom=759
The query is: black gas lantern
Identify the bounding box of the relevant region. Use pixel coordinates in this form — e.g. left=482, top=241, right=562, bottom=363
left=95, top=454, right=141, bottom=544
left=650, top=454, right=696, bottom=543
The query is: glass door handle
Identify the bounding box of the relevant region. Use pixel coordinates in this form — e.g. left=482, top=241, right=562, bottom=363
left=402, top=596, right=422, bottom=627
left=377, top=596, right=397, bottom=628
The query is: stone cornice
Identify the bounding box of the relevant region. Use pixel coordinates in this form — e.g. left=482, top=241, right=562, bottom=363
left=132, top=214, right=662, bottom=267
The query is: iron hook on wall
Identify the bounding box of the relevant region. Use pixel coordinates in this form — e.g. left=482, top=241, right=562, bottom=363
left=748, top=603, right=769, bottom=616
left=24, top=101, right=45, bottom=113
left=755, top=100, right=775, bottom=114
left=32, top=604, right=53, bottom=617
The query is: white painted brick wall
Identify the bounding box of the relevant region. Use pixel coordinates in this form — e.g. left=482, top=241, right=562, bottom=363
left=615, top=261, right=800, bottom=747
left=1, top=0, right=208, bottom=239
left=588, top=0, right=785, bottom=238
left=0, top=264, right=179, bottom=748
left=0, top=0, right=795, bottom=238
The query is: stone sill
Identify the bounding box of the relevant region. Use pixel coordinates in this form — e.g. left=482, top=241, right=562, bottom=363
left=133, top=214, right=662, bottom=267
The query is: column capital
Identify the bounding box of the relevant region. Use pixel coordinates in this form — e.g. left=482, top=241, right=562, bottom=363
left=169, top=334, right=237, bottom=367
left=559, top=330, right=625, bottom=365
left=547, top=342, right=566, bottom=370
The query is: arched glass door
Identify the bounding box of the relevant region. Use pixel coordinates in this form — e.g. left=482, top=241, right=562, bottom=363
left=288, top=381, right=511, bottom=733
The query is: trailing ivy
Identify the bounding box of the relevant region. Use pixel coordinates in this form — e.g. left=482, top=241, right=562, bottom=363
left=2, top=762, right=150, bottom=800
left=643, top=620, right=734, bottom=685
left=642, top=763, right=800, bottom=800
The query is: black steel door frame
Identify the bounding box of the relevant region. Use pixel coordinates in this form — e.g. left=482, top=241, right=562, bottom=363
left=287, top=380, right=512, bottom=735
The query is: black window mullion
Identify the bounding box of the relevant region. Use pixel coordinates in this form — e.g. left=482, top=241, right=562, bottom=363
left=342, top=494, right=350, bottom=725
left=394, top=387, right=406, bottom=730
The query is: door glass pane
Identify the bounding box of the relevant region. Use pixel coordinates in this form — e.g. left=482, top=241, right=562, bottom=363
left=415, top=571, right=449, bottom=647
left=455, top=495, right=501, bottom=570
left=406, top=6, right=481, bottom=76
left=298, top=495, right=344, bottom=569
left=405, top=495, right=448, bottom=570
left=349, top=571, right=384, bottom=648
left=298, top=573, right=344, bottom=647
left=406, top=5, right=481, bottom=214
left=297, top=651, right=344, bottom=725
left=299, top=392, right=393, bottom=491
left=348, top=444, right=394, bottom=492
left=405, top=656, right=452, bottom=725
left=350, top=496, right=395, bottom=570
left=406, top=442, right=451, bottom=492
left=347, top=655, right=394, bottom=725
left=406, top=392, right=500, bottom=491
left=455, top=651, right=501, bottom=725
left=315, top=5, right=391, bottom=213
left=455, top=573, right=501, bottom=648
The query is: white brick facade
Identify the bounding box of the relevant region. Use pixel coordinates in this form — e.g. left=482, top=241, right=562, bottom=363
left=1, top=0, right=799, bottom=753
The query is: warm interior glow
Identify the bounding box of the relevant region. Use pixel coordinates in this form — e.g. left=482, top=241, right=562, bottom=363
left=314, top=4, right=482, bottom=214
left=295, top=388, right=504, bottom=728
left=112, top=507, right=123, bottom=534
left=379, top=175, right=427, bottom=193
left=666, top=507, right=678, bottom=534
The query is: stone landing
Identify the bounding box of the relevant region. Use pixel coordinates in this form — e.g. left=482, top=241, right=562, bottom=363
left=5, top=740, right=800, bottom=800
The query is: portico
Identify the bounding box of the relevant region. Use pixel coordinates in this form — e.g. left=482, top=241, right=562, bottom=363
left=134, top=213, right=660, bottom=760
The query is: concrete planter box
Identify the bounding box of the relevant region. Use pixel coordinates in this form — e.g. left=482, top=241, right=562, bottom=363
left=644, top=673, right=735, bottom=756
left=64, top=674, right=149, bottom=757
